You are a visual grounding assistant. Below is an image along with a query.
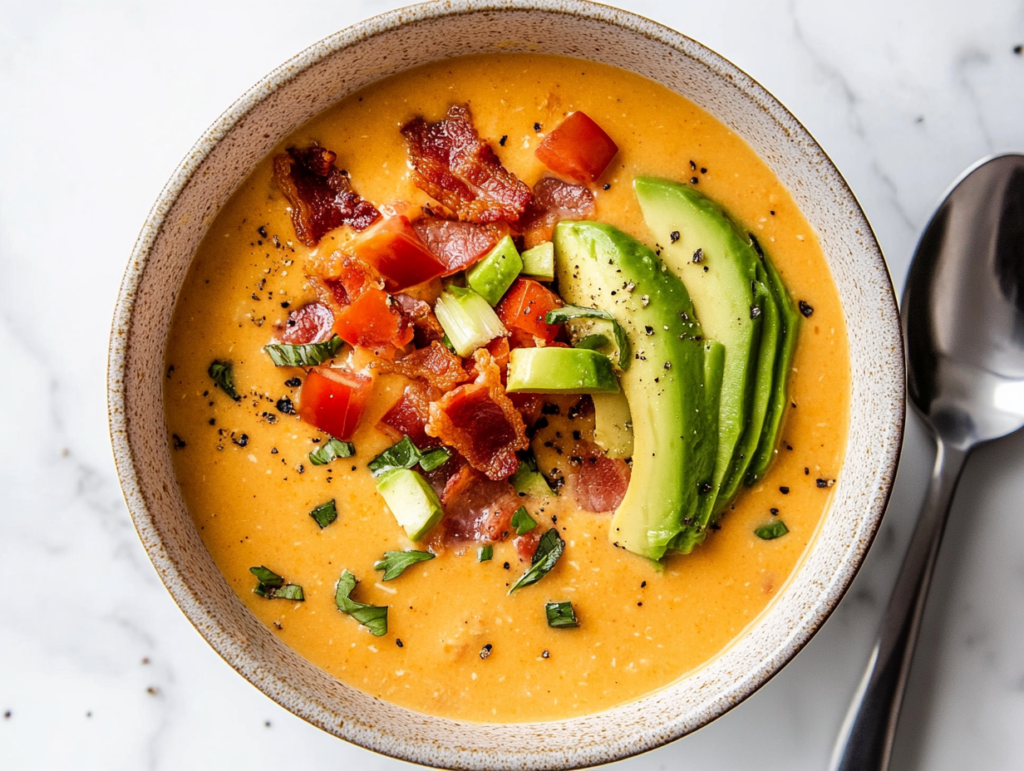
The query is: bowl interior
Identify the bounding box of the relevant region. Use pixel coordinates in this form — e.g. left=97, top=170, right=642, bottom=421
left=108, top=2, right=905, bottom=768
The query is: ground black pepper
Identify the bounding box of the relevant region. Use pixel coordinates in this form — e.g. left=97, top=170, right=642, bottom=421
left=799, top=301, right=814, bottom=317
left=780, top=486, right=790, bottom=494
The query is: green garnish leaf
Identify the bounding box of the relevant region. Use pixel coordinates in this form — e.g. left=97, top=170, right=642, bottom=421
left=755, top=520, right=789, bottom=540
left=249, top=565, right=304, bottom=600
left=208, top=360, right=241, bottom=401
left=368, top=436, right=423, bottom=476
left=249, top=565, right=284, bottom=587
left=335, top=570, right=388, bottom=636
left=574, top=333, right=611, bottom=350
left=309, top=499, right=338, bottom=529
left=418, top=447, right=451, bottom=472
left=373, top=550, right=435, bottom=581
left=510, top=506, right=538, bottom=535
left=508, top=529, right=565, bottom=594
left=478, top=545, right=493, bottom=562
left=264, top=335, right=344, bottom=367
left=545, top=305, right=631, bottom=371
left=545, top=601, right=579, bottom=628
left=309, top=437, right=355, bottom=466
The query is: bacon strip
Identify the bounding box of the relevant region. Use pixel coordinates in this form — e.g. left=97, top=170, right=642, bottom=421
left=374, top=341, right=470, bottom=392
left=394, top=293, right=446, bottom=347
left=276, top=302, right=335, bottom=345
left=411, top=217, right=509, bottom=275
left=439, top=464, right=520, bottom=543
left=273, top=145, right=380, bottom=246
left=401, top=106, right=532, bottom=223
left=567, top=441, right=631, bottom=513
left=516, top=176, right=595, bottom=248
left=427, top=349, right=528, bottom=480
left=378, top=381, right=439, bottom=448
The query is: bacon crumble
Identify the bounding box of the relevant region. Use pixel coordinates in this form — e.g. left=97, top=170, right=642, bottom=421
left=411, top=217, right=509, bottom=275
left=516, top=176, right=596, bottom=248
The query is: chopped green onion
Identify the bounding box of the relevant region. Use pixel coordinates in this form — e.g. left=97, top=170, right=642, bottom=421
left=418, top=447, right=451, bottom=472
left=434, top=286, right=506, bottom=357
left=264, top=335, right=344, bottom=367
left=545, top=601, right=579, bottom=628
left=368, top=436, right=422, bottom=477
left=508, top=529, right=564, bottom=594
left=335, top=570, right=388, bottom=636
left=520, top=241, right=555, bottom=281
left=208, top=361, right=241, bottom=401
left=467, top=235, right=523, bottom=306
left=755, top=520, right=789, bottom=540
left=309, top=499, right=338, bottom=529
left=545, top=305, right=631, bottom=372
left=510, top=506, right=538, bottom=535
left=478, top=545, right=493, bottom=562
left=373, top=550, right=435, bottom=581
left=309, top=437, right=355, bottom=466
left=250, top=566, right=304, bottom=601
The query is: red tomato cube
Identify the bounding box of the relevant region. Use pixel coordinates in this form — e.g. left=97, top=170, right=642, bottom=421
left=496, top=278, right=563, bottom=343
left=298, top=367, right=373, bottom=441
left=535, top=112, right=618, bottom=183
left=353, top=216, right=445, bottom=292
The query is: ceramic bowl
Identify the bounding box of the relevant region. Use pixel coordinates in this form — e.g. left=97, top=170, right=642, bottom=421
left=108, top=1, right=905, bottom=768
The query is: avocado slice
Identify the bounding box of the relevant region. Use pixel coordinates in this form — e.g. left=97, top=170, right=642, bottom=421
left=553, top=221, right=722, bottom=560
left=376, top=467, right=444, bottom=541
left=634, top=178, right=771, bottom=547
left=506, top=347, right=620, bottom=394
left=746, top=238, right=801, bottom=485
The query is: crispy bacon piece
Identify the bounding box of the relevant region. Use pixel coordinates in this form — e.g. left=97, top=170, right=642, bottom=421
left=516, top=177, right=595, bottom=248
left=378, top=381, right=439, bottom=448
left=567, top=441, right=631, bottom=513
left=427, top=350, right=528, bottom=480
left=374, top=341, right=470, bottom=392
left=411, top=217, right=509, bottom=275
left=439, top=464, right=520, bottom=543
left=277, top=302, right=335, bottom=345
left=309, top=257, right=375, bottom=312
left=273, top=145, right=380, bottom=246
left=401, top=105, right=532, bottom=223
left=509, top=392, right=546, bottom=429
left=394, top=293, right=445, bottom=346
left=513, top=530, right=542, bottom=562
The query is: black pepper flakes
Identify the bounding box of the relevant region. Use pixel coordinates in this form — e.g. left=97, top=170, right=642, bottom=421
left=233, top=433, right=249, bottom=448
left=1015, top=44, right=1023, bottom=55
left=533, top=122, right=542, bottom=132
left=750, top=305, right=762, bottom=319
left=285, top=377, right=301, bottom=388
left=799, top=301, right=814, bottom=317
left=172, top=434, right=186, bottom=450
left=692, top=248, right=703, bottom=264
left=780, top=486, right=790, bottom=494
left=280, top=301, right=290, bottom=309
left=603, top=183, right=611, bottom=190
left=276, top=397, right=296, bottom=415
left=670, top=230, right=680, bottom=243
left=689, top=160, right=696, bottom=171
left=816, top=478, right=835, bottom=488
left=503, top=562, right=510, bottom=570
left=396, top=639, right=404, bottom=648
left=480, top=644, right=493, bottom=660
left=257, top=225, right=268, bottom=238
left=770, top=508, right=779, bottom=516
left=690, top=176, right=699, bottom=184
left=542, top=650, right=550, bottom=659
left=499, top=135, right=508, bottom=146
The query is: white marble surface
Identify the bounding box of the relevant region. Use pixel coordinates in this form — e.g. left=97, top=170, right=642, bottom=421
left=1, top=1, right=1023, bottom=768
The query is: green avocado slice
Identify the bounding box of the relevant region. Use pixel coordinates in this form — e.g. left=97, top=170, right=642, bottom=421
left=634, top=177, right=771, bottom=549
left=553, top=220, right=721, bottom=560
left=746, top=238, right=801, bottom=485
left=506, top=347, right=620, bottom=394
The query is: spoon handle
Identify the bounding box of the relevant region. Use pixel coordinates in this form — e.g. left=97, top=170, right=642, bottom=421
left=830, top=439, right=969, bottom=771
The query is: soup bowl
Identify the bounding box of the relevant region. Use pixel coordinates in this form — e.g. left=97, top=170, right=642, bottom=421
left=108, top=1, right=905, bottom=767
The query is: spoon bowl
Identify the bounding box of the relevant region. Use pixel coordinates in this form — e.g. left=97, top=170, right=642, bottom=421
left=832, top=153, right=1024, bottom=771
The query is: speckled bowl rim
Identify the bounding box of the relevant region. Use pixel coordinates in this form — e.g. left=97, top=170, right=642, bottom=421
left=108, top=1, right=905, bottom=768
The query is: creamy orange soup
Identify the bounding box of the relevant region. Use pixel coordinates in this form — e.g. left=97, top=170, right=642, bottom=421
left=164, top=54, right=849, bottom=722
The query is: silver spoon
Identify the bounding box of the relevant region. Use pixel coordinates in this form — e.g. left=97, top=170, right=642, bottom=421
left=830, top=154, right=1024, bottom=771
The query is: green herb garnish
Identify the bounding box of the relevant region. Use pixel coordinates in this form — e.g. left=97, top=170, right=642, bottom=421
left=373, top=550, right=435, bottom=581
left=478, top=545, right=493, bottom=562
left=755, top=520, right=789, bottom=540
left=545, top=601, right=579, bottom=628
left=508, top=529, right=564, bottom=594
left=309, top=499, right=338, bottom=529
left=368, top=436, right=449, bottom=476
left=309, top=437, right=355, bottom=466
left=544, top=305, right=630, bottom=371
left=334, top=570, right=388, bottom=636
left=249, top=566, right=304, bottom=601
left=510, top=506, right=537, bottom=535
left=264, top=335, right=344, bottom=367
left=208, top=360, right=241, bottom=401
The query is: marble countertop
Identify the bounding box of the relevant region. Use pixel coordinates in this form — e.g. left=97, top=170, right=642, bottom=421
left=2, top=1, right=1023, bottom=768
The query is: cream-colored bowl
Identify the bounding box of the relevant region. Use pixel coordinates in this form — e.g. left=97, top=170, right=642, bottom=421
left=108, top=1, right=905, bottom=768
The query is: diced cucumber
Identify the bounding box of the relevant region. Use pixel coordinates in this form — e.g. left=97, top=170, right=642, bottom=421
left=375, top=468, right=444, bottom=541
left=520, top=241, right=555, bottom=281
left=592, top=391, right=634, bottom=459
left=434, top=286, right=507, bottom=357
left=467, top=235, right=523, bottom=305
left=506, top=347, right=620, bottom=394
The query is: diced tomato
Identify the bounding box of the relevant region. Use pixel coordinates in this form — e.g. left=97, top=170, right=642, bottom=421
left=496, top=278, right=563, bottom=343
left=353, top=216, right=445, bottom=292
left=298, top=367, right=373, bottom=441
left=333, top=286, right=414, bottom=349
left=535, top=112, right=618, bottom=184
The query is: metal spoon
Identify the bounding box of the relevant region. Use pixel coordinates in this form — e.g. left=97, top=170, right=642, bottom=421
left=830, top=154, right=1024, bottom=771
